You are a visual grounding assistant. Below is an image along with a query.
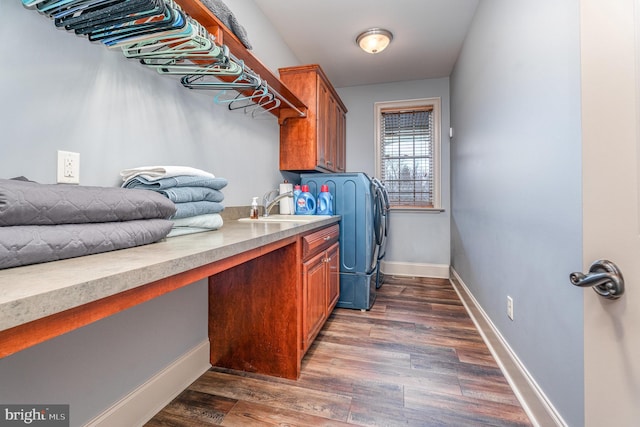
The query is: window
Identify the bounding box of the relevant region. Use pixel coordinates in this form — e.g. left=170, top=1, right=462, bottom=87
left=375, top=98, right=441, bottom=209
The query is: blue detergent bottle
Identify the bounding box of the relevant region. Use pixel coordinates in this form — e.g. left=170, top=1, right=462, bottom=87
left=293, top=185, right=302, bottom=214
left=316, top=184, right=333, bottom=215
left=296, top=185, right=316, bottom=215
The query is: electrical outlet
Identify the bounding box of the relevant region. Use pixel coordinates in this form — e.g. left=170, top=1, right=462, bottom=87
left=57, top=150, right=80, bottom=184
left=507, top=296, right=514, bottom=320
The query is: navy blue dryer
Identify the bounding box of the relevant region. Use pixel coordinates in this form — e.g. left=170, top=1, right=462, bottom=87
left=301, top=172, right=382, bottom=310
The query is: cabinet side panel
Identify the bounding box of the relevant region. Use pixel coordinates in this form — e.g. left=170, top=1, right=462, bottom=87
left=280, top=70, right=319, bottom=171
left=208, top=243, right=299, bottom=379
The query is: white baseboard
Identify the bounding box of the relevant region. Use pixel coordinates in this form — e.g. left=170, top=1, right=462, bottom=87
left=85, top=339, right=211, bottom=427
left=381, top=260, right=449, bottom=279
left=449, top=268, right=566, bottom=427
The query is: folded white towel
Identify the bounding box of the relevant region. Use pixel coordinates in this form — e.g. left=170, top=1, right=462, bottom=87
left=120, top=166, right=215, bottom=182
left=167, top=213, right=224, bottom=238
left=171, top=213, right=224, bottom=229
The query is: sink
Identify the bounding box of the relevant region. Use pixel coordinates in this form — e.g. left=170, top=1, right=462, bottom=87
left=238, top=214, right=333, bottom=223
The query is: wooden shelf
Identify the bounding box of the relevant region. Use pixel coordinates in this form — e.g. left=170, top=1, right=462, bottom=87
left=174, top=0, right=307, bottom=123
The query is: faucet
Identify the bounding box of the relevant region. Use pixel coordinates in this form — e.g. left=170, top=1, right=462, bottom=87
left=262, top=189, right=294, bottom=217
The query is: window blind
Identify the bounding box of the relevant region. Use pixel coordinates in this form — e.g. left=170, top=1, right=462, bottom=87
left=380, top=107, right=434, bottom=208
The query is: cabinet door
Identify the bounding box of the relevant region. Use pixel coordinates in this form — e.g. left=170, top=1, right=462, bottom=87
left=335, top=105, right=346, bottom=172
left=326, top=94, right=337, bottom=171
left=302, top=250, right=327, bottom=352
left=316, top=77, right=330, bottom=170
left=326, top=243, right=340, bottom=312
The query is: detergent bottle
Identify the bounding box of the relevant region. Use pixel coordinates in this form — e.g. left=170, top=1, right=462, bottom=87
left=293, top=185, right=302, bottom=214
left=296, top=185, right=316, bottom=215
left=316, top=184, right=333, bottom=215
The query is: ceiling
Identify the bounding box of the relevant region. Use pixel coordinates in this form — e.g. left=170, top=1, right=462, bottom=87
left=253, top=0, right=480, bottom=88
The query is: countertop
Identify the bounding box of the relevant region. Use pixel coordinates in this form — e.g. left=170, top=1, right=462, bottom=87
left=0, top=215, right=340, bottom=332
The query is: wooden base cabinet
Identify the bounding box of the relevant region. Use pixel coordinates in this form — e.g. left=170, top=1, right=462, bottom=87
left=301, top=224, right=340, bottom=354
left=206, top=223, right=340, bottom=379
left=279, top=64, right=347, bottom=173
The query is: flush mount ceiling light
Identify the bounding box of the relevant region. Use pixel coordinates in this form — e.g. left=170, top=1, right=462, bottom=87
left=356, top=28, right=393, bottom=54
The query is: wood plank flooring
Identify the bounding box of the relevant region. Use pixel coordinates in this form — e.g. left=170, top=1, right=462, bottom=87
left=146, top=276, right=532, bottom=426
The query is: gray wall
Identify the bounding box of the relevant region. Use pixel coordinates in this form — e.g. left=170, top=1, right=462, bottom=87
left=337, top=78, right=451, bottom=268
left=0, top=1, right=299, bottom=425
left=449, top=0, right=583, bottom=425
left=0, top=1, right=295, bottom=203
left=0, top=280, right=208, bottom=425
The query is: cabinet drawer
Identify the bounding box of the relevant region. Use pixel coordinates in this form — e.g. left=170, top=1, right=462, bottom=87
left=302, top=224, right=339, bottom=259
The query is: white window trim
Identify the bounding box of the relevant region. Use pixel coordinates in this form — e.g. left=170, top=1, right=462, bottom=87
left=375, top=97, right=442, bottom=211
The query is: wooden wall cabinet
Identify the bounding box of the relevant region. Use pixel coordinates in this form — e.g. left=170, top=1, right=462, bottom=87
left=279, top=64, right=347, bottom=173
left=301, top=224, right=340, bottom=354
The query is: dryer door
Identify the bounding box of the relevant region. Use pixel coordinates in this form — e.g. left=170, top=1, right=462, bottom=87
left=372, top=178, right=390, bottom=260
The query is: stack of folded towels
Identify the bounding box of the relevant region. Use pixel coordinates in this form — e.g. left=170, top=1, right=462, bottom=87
left=121, top=166, right=227, bottom=237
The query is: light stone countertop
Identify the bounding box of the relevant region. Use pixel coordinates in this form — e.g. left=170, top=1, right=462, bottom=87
left=0, top=215, right=340, bottom=332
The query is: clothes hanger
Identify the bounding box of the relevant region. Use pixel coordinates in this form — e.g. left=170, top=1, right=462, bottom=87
left=66, top=0, right=164, bottom=36
left=111, top=18, right=195, bottom=50
left=213, top=78, right=267, bottom=105
left=123, top=30, right=219, bottom=60
left=118, top=19, right=209, bottom=55
left=108, top=8, right=189, bottom=47
left=22, top=0, right=50, bottom=7
left=47, top=0, right=119, bottom=19
left=145, top=42, right=240, bottom=76
left=88, top=4, right=182, bottom=43
left=251, top=96, right=281, bottom=119
left=156, top=57, right=243, bottom=76
left=54, top=0, right=137, bottom=29
left=181, top=62, right=261, bottom=90
left=37, top=0, right=113, bottom=15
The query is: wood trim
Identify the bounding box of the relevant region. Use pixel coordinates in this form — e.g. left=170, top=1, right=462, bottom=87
left=85, top=340, right=210, bottom=427
left=0, top=237, right=296, bottom=359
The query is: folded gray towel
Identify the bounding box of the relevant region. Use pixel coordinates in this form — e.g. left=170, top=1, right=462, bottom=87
left=200, top=0, right=253, bottom=49
left=158, top=187, right=224, bottom=203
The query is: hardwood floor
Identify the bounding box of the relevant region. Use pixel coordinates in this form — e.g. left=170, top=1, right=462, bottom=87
left=146, top=276, right=532, bottom=426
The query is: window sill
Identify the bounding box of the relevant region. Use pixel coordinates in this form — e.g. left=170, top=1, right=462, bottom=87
left=389, top=207, right=445, bottom=213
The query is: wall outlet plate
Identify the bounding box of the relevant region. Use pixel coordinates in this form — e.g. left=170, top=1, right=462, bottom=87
left=507, top=296, right=514, bottom=320
left=57, top=150, right=80, bottom=184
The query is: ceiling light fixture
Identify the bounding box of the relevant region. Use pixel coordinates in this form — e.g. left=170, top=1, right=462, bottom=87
left=356, top=28, right=393, bottom=54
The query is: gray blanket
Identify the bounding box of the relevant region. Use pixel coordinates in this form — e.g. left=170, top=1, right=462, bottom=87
left=0, top=219, right=173, bottom=269
left=200, top=0, right=253, bottom=49
left=0, top=179, right=176, bottom=269
left=0, top=179, right=176, bottom=226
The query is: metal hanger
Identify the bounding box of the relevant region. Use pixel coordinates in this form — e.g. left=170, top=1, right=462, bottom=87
left=119, top=20, right=210, bottom=55
left=250, top=94, right=281, bottom=118
left=81, top=2, right=178, bottom=43
left=213, top=78, right=268, bottom=106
